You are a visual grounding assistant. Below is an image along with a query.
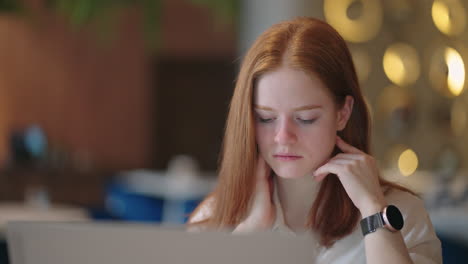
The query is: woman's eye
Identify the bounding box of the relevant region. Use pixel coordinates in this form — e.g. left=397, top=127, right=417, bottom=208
left=297, top=118, right=317, bottom=124
left=257, top=117, right=274, bottom=123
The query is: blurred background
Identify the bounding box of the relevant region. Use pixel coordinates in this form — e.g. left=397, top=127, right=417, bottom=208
left=0, top=0, right=467, bottom=263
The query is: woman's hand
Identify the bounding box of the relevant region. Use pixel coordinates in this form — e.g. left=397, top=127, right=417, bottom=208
left=233, top=156, right=276, bottom=232
left=314, top=136, right=387, bottom=217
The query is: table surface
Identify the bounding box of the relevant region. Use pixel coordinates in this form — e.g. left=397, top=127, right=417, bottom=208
left=0, top=202, right=89, bottom=236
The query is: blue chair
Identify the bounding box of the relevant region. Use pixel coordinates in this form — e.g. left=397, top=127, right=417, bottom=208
left=438, top=233, right=468, bottom=264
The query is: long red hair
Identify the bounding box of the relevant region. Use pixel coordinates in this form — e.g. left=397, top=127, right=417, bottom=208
left=188, top=17, right=412, bottom=247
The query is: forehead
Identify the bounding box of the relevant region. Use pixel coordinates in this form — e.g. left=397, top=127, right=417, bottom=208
left=254, top=66, right=333, bottom=108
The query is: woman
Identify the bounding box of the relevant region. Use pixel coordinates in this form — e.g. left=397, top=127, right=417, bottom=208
left=188, top=17, right=441, bottom=263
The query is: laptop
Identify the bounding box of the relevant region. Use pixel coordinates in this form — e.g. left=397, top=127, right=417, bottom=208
left=7, top=221, right=317, bottom=264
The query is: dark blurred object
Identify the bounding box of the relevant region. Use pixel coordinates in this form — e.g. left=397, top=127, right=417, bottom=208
left=8, top=125, right=47, bottom=167
left=0, top=168, right=110, bottom=208
left=9, top=131, right=33, bottom=165
left=439, top=234, right=468, bottom=264
left=0, top=239, right=8, bottom=264
left=153, top=57, right=236, bottom=170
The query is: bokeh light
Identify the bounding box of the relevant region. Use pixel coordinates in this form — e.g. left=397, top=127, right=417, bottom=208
left=324, top=0, right=383, bottom=43
left=398, top=148, right=419, bottom=176
left=430, top=46, right=466, bottom=97
left=383, top=43, right=420, bottom=86
left=432, top=0, right=466, bottom=36
left=445, top=47, right=465, bottom=96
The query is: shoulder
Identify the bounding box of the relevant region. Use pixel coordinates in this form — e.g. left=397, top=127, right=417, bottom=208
left=384, top=188, right=429, bottom=231
left=384, top=187, right=421, bottom=209
left=380, top=186, right=426, bottom=222
left=384, top=188, right=431, bottom=225
left=384, top=188, right=442, bottom=263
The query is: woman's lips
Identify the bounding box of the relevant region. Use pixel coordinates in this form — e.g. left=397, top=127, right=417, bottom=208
left=273, top=154, right=303, bottom=161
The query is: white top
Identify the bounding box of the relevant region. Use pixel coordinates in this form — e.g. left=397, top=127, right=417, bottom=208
left=190, top=186, right=442, bottom=263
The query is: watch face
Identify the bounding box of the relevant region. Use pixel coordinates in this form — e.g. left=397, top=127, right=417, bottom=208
left=385, top=205, right=404, bottom=230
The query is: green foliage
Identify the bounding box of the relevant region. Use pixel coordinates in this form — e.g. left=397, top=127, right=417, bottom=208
left=0, top=0, right=22, bottom=12
left=45, top=0, right=138, bottom=27
left=188, top=0, right=239, bottom=25
left=0, top=0, right=238, bottom=51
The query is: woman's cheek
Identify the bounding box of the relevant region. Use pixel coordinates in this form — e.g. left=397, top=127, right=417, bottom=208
left=308, top=126, right=337, bottom=158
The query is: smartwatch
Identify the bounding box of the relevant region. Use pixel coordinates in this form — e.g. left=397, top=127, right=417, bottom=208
left=360, top=205, right=404, bottom=236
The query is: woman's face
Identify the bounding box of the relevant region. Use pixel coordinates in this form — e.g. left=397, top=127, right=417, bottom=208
left=254, top=66, right=352, bottom=179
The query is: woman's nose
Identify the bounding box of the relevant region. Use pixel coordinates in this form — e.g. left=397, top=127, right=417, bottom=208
left=274, top=119, right=297, bottom=145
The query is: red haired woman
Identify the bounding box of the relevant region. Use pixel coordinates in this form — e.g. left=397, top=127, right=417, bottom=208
left=188, top=17, right=441, bottom=263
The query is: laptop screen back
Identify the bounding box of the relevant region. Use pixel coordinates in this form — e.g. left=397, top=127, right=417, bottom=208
left=7, top=222, right=317, bottom=264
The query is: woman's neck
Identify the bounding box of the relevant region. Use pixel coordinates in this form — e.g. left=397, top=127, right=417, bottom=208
left=275, top=174, right=321, bottom=231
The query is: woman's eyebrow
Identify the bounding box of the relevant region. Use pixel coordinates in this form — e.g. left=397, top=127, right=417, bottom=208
left=254, top=105, right=322, bottom=111
left=293, top=105, right=322, bottom=111
left=254, top=105, right=274, bottom=111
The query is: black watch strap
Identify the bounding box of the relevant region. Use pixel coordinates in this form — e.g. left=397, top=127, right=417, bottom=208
left=360, top=212, right=384, bottom=236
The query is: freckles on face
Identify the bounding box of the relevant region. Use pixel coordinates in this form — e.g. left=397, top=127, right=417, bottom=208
left=254, top=66, right=339, bottom=179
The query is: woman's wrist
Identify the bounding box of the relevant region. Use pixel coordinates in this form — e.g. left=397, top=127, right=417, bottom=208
left=360, top=199, right=387, bottom=218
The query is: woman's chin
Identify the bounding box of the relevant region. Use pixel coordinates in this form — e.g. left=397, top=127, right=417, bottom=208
left=273, top=170, right=309, bottom=179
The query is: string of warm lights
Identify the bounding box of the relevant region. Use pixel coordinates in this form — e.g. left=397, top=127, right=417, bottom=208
left=324, top=0, right=467, bottom=177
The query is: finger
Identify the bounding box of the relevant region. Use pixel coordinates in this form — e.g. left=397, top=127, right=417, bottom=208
left=327, top=158, right=354, bottom=165
left=314, top=173, right=328, bottom=182
left=313, top=163, right=343, bottom=181
left=316, top=159, right=355, bottom=175
left=334, top=153, right=366, bottom=161
left=336, top=136, right=362, bottom=154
